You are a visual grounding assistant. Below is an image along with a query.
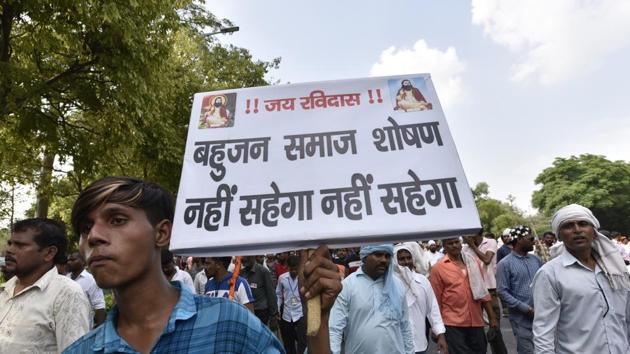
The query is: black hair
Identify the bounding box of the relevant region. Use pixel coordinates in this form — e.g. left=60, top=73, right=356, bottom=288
left=214, top=257, right=232, bottom=270
left=287, top=255, right=299, bottom=268
left=12, top=218, right=68, bottom=265
left=161, top=249, right=174, bottom=265
left=72, top=176, right=174, bottom=237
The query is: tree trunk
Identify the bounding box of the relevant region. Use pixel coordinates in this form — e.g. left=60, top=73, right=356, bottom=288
left=35, top=150, right=55, bottom=218
left=9, top=183, right=15, bottom=229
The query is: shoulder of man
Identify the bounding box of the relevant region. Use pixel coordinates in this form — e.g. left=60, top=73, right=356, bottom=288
left=531, top=256, right=563, bottom=286
left=193, top=295, right=281, bottom=351
left=277, top=271, right=290, bottom=282
left=61, top=323, right=103, bottom=353
left=52, top=272, right=87, bottom=297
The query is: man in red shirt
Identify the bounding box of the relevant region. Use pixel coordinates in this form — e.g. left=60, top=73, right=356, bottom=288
left=430, top=237, right=498, bottom=354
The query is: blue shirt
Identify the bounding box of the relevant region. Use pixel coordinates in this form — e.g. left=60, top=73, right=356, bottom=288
left=63, top=283, right=284, bottom=354
left=329, top=267, right=414, bottom=354
left=205, top=272, right=254, bottom=306
left=496, top=244, right=512, bottom=264
left=496, top=251, right=542, bottom=329
left=532, top=251, right=630, bottom=354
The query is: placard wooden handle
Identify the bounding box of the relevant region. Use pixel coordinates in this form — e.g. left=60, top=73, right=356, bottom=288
left=306, top=249, right=321, bottom=336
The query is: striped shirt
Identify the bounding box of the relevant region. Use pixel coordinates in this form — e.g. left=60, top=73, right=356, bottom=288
left=205, top=272, right=254, bottom=306
left=62, top=283, right=284, bottom=353
left=496, top=251, right=542, bottom=329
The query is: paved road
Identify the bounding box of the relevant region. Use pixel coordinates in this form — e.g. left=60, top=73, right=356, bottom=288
left=426, top=315, right=517, bottom=353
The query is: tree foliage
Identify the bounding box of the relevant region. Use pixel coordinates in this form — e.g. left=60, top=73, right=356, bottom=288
left=472, top=182, right=528, bottom=235
left=0, top=1, right=279, bottom=222
left=532, top=154, right=630, bottom=233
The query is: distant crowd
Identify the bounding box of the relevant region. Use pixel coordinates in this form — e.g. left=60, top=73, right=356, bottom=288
left=1, top=176, right=629, bottom=354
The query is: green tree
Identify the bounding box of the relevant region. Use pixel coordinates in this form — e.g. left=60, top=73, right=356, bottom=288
left=0, top=1, right=278, bottom=218
left=472, top=182, right=527, bottom=235
left=532, top=154, right=630, bottom=233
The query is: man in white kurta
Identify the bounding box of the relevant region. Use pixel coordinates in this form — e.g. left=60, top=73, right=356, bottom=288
left=395, top=243, right=447, bottom=353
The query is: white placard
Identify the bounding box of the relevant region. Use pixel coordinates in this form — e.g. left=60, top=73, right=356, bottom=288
left=171, top=74, right=480, bottom=256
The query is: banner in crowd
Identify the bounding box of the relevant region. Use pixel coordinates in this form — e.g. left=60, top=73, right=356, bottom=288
left=171, top=74, right=480, bottom=256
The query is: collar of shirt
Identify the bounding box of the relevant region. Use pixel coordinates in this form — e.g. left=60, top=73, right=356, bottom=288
left=212, top=272, right=233, bottom=284
left=67, top=268, right=89, bottom=281
left=92, top=282, right=195, bottom=353
left=243, top=263, right=261, bottom=275
left=510, top=251, right=531, bottom=259
left=0, top=266, right=57, bottom=298
left=560, top=250, right=600, bottom=272
left=441, top=254, right=459, bottom=264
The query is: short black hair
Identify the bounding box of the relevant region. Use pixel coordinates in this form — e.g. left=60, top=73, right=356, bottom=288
left=287, top=255, right=299, bottom=268
left=12, top=218, right=68, bottom=265
left=543, top=231, right=556, bottom=238
left=161, top=249, right=174, bottom=265
left=214, top=257, right=232, bottom=270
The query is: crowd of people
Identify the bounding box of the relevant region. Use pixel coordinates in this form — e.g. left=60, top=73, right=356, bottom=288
left=1, top=176, right=630, bottom=354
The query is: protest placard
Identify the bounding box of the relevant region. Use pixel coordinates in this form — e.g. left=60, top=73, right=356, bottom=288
left=171, top=74, right=480, bottom=256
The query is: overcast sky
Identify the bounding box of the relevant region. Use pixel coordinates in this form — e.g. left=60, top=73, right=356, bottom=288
left=207, top=0, right=630, bottom=214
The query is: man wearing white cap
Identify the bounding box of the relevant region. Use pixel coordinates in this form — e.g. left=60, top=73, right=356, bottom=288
left=532, top=204, right=630, bottom=354
left=496, top=228, right=514, bottom=264
left=427, top=240, right=444, bottom=267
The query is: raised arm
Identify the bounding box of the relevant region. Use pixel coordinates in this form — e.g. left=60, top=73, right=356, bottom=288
left=299, top=246, right=343, bottom=354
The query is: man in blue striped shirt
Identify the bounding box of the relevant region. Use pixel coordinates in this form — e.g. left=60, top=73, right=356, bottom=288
left=496, top=226, right=542, bottom=354
left=61, top=176, right=341, bottom=354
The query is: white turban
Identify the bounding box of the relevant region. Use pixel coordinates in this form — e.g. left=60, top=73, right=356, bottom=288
left=551, top=204, right=600, bottom=237
left=552, top=204, right=630, bottom=290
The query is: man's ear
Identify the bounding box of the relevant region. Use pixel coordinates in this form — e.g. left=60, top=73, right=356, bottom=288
left=43, top=245, right=58, bottom=263
left=154, top=219, right=172, bottom=248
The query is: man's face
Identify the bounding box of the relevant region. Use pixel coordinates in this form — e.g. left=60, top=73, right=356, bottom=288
left=442, top=238, right=462, bottom=258
left=401, top=80, right=412, bottom=90
left=362, top=251, right=390, bottom=279
left=5, top=229, right=54, bottom=278
left=471, top=234, right=483, bottom=246
left=518, top=235, right=536, bottom=253
left=161, top=260, right=176, bottom=277
left=543, top=234, right=556, bottom=247
left=79, top=203, right=163, bottom=289
left=559, top=219, right=596, bottom=254
left=336, top=248, right=347, bottom=259
left=429, top=244, right=437, bottom=252
left=243, top=256, right=256, bottom=269
left=289, top=265, right=299, bottom=279
left=67, top=253, right=85, bottom=273
left=277, top=252, right=288, bottom=262
left=396, top=249, right=414, bottom=270
left=214, top=97, right=223, bottom=107
left=204, top=258, right=217, bottom=277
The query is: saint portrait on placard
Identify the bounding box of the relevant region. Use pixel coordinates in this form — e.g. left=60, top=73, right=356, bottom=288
left=199, top=93, right=237, bottom=129
left=388, top=78, right=433, bottom=112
